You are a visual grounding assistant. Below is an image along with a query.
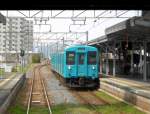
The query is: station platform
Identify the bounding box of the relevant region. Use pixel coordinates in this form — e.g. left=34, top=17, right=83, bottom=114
left=0, top=73, right=17, bottom=89
left=0, top=73, right=24, bottom=106
left=100, top=76, right=150, bottom=113
left=101, top=77, right=150, bottom=99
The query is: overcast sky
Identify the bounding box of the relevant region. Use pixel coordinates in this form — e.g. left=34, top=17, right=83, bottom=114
left=0, top=10, right=142, bottom=50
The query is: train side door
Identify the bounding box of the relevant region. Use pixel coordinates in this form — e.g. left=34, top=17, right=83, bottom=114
left=87, top=51, right=97, bottom=77
left=77, top=53, right=87, bottom=77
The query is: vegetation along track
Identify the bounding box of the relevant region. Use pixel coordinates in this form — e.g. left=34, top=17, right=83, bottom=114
left=72, top=91, right=109, bottom=114
left=26, top=64, right=52, bottom=114
left=51, top=65, right=110, bottom=114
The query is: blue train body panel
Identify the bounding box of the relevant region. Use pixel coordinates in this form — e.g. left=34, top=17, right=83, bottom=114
left=51, top=52, right=64, bottom=76
left=50, top=45, right=99, bottom=88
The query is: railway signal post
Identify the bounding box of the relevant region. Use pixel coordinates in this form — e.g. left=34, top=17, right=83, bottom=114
left=20, top=49, right=25, bottom=72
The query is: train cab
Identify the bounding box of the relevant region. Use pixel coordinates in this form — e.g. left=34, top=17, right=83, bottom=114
left=64, top=45, right=99, bottom=88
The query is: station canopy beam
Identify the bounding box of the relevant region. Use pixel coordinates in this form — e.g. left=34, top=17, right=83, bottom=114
left=34, top=32, right=86, bottom=42
left=0, top=10, right=141, bottom=19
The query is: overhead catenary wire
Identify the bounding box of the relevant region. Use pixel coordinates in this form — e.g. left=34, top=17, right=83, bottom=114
left=35, top=10, right=140, bottom=51
left=68, top=11, right=113, bottom=41
left=70, top=10, right=131, bottom=41
left=48, top=11, right=131, bottom=46
left=36, top=11, right=111, bottom=45
left=36, top=10, right=139, bottom=44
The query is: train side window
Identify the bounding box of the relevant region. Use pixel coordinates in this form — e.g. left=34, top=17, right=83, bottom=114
left=88, top=51, right=96, bottom=65
left=79, top=53, right=84, bottom=65
left=66, top=51, right=75, bottom=65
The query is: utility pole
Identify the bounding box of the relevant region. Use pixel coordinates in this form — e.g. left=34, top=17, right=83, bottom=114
left=27, top=25, right=29, bottom=66
left=47, top=43, right=48, bottom=58
left=41, top=42, right=43, bottom=59
left=86, top=31, right=88, bottom=45
left=62, top=37, right=64, bottom=50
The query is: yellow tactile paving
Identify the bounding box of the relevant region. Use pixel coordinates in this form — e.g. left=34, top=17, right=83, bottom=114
left=101, top=77, right=150, bottom=92
left=110, top=78, right=150, bottom=88
left=0, top=73, right=16, bottom=87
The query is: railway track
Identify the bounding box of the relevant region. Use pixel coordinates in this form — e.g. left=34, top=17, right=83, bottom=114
left=26, top=64, right=52, bottom=114
left=51, top=65, right=110, bottom=114
left=73, top=91, right=109, bottom=114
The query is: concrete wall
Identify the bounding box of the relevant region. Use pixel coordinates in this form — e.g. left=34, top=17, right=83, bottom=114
left=101, top=82, right=150, bottom=113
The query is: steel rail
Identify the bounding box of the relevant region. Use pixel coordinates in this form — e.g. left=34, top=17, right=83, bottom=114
left=26, top=66, right=36, bottom=114
left=26, top=64, right=52, bottom=114
left=39, top=65, right=52, bottom=114
left=76, top=92, right=101, bottom=114
left=90, top=92, right=110, bottom=105
left=49, top=63, right=107, bottom=114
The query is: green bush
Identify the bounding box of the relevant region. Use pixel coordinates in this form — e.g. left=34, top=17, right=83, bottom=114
left=12, top=67, right=18, bottom=72
left=32, top=54, right=41, bottom=63
left=0, top=68, right=4, bottom=74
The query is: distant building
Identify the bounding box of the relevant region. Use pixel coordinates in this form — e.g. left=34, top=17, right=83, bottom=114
left=0, top=16, right=33, bottom=53
left=0, top=13, right=6, bottom=25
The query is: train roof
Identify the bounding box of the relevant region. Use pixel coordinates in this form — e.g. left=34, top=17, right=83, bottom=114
left=64, top=45, right=97, bottom=51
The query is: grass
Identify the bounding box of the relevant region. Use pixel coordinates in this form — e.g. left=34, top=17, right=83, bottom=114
left=94, top=90, right=118, bottom=103
left=8, top=104, right=26, bottom=114
left=0, top=68, right=4, bottom=75
left=96, top=102, right=145, bottom=114
left=12, top=63, right=33, bottom=73
left=7, top=91, right=146, bottom=114
left=52, top=103, right=97, bottom=114
left=7, top=64, right=146, bottom=114
left=94, top=91, right=146, bottom=114
left=8, top=104, right=49, bottom=114
left=51, top=91, right=146, bottom=114
left=29, top=106, right=49, bottom=114
left=20, top=63, right=33, bottom=73
left=8, top=103, right=95, bottom=114
left=7, top=63, right=38, bottom=114
left=8, top=102, right=146, bottom=114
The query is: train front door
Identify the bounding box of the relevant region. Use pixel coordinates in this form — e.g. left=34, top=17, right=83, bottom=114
left=77, top=53, right=87, bottom=77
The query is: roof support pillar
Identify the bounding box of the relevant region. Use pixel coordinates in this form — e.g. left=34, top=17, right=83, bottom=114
left=143, top=41, right=147, bottom=81
left=106, top=47, right=109, bottom=75
left=130, top=42, right=133, bottom=73
left=113, top=41, right=116, bottom=76
left=99, top=47, right=102, bottom=75
left=139, top=44, right=143, bottom=74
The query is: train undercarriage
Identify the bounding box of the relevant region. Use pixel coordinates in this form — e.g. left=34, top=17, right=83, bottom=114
left=65, top=77, right=100, bottom=89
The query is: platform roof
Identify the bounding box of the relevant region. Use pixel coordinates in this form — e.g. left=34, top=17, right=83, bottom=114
left=88, top=16, right=150, bottom=45
left=88, top=35, right=107, bottom=45
left=87, top=15, right=150, bottom=51
left=105, top=16, right=150, bottom=42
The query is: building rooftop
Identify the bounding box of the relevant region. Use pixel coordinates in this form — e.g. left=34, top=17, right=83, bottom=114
left=0, top=13, right=6, bottom=25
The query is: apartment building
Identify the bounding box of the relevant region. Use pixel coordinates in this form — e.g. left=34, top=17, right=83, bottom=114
left=0, top=13, right=6, bottom=24
left=0, top=16, right=33, bottom=53
left=0, top=22, right=8, bottom=52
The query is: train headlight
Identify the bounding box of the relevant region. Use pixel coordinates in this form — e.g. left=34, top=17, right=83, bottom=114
left=92, top=77, right=95, bottom=79
left=68, top=66, right=71, bottom=70
left=92, top=66, right=95, bottom=70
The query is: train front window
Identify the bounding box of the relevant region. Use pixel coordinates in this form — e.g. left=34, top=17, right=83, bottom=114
left=79, top=53, right=85, bottom=65
left=88, top=51, right=96, bottom=65
left=66, top=52, right=75, bottom=65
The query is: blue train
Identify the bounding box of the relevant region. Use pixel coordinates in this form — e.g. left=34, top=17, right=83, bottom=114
left=50, top=45, right=99, bottom=88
